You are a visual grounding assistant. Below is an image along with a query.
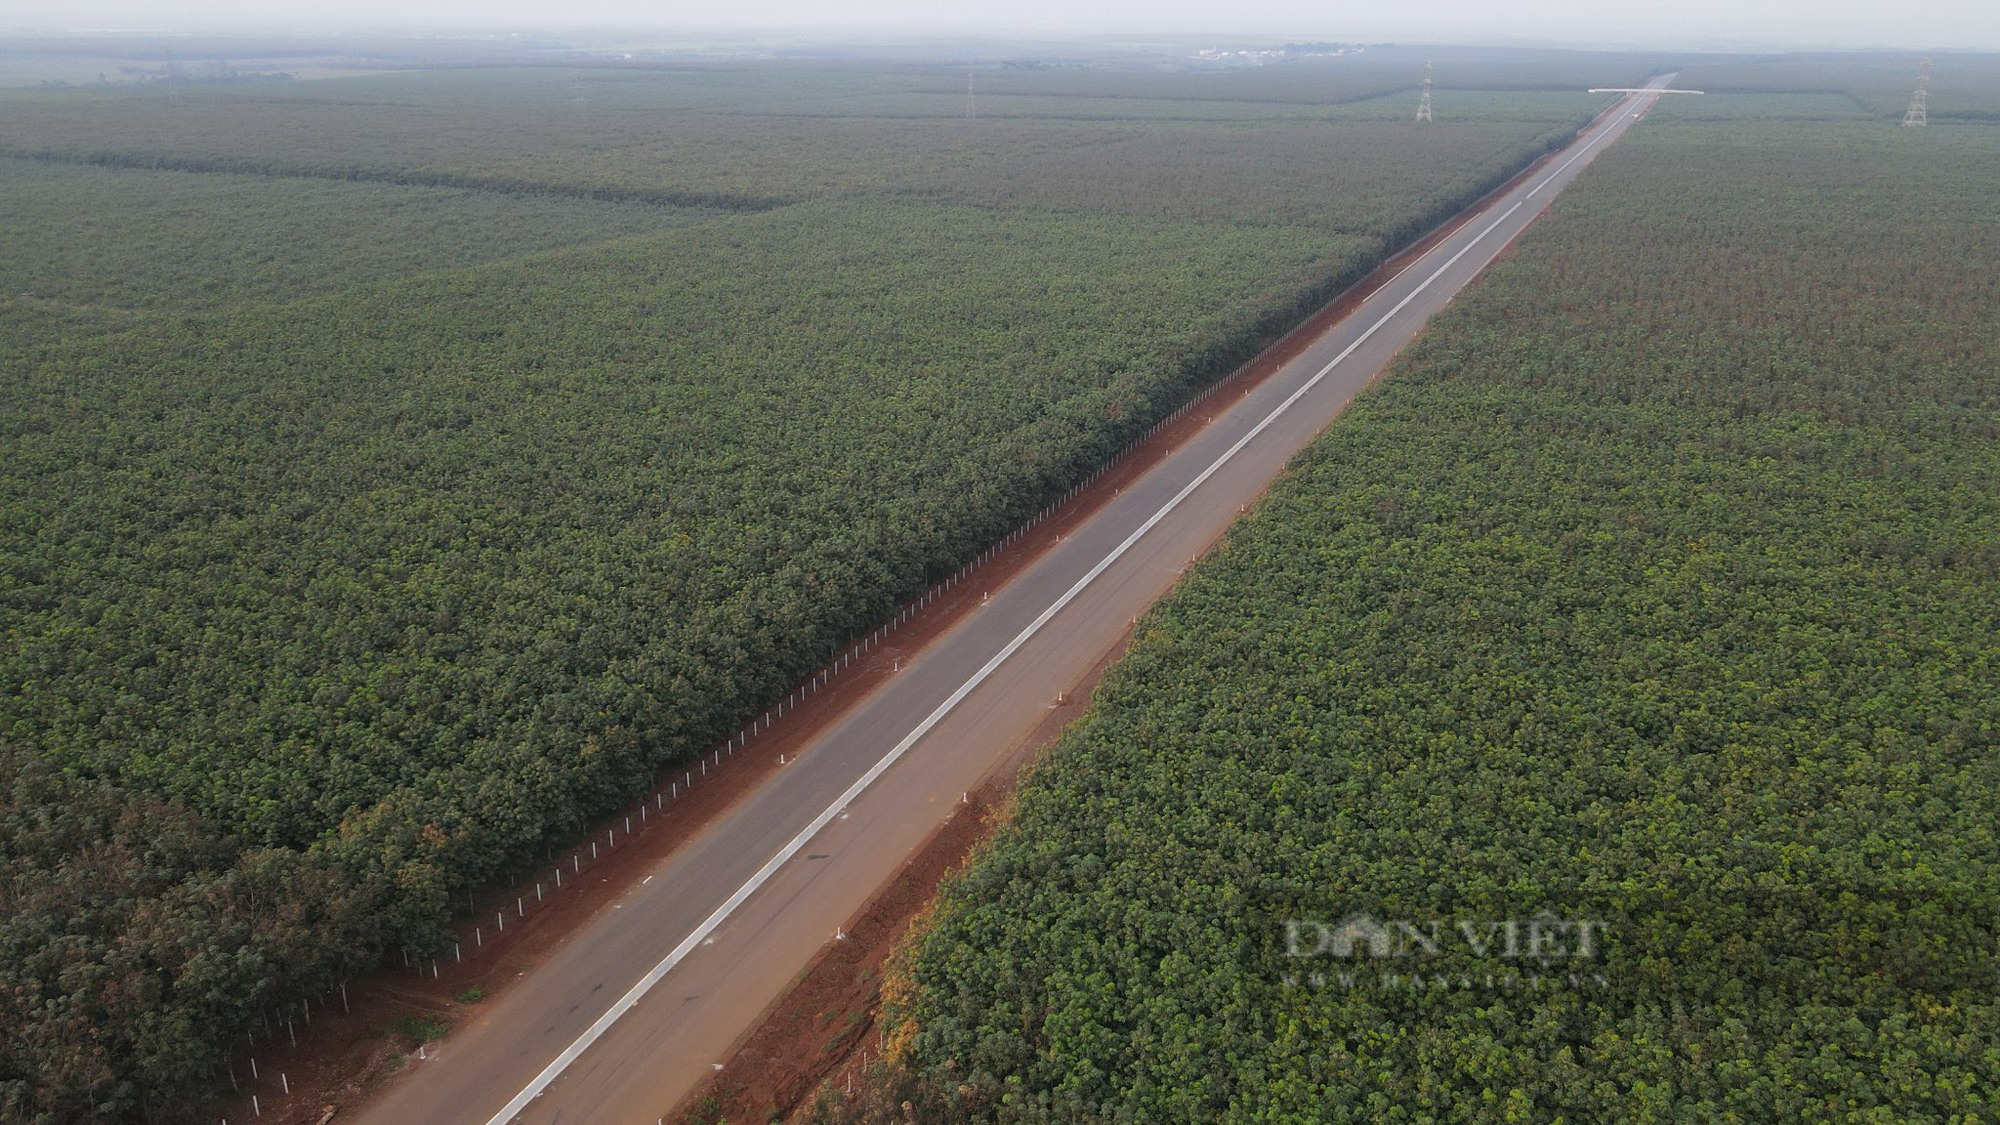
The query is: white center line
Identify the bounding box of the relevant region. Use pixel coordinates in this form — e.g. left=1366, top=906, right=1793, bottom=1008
left=484, top=104, right=1632, bottom=1124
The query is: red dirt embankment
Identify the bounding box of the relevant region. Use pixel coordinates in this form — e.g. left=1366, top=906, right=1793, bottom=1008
left=239, top=132, right=1579, bottom=1125
left=659, top=133, right=1598, bottom=1125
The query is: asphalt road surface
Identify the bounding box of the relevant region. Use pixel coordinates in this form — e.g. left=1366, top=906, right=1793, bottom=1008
left=354, top=77, right=1675, bottom=1125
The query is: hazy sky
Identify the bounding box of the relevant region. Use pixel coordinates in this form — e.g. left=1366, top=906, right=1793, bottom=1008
left=4, top=0, right=1996, bottom=51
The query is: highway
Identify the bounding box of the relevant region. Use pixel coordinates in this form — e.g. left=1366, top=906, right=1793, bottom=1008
left=353, top=77, right=1674, bottom=1125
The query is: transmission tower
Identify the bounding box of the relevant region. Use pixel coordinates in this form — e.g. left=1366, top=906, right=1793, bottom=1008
left=966, top=62, right=976, bottom=119
left=1902, top=58, right=1929, bottom=126
left=1415, top=61, right=1433, bottom=122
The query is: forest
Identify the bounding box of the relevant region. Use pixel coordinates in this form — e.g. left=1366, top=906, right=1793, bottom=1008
left=0, top=157, right=722, bottom=346
left=0, top=49, right=1644, bottom=208
left=0, top=46, right=1629, bottom=1121
left=855, top=74, right=2000, bottom=1122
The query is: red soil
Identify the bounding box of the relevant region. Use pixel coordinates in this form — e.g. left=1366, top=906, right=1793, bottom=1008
left=230, top=136, right=1580, bottom=1125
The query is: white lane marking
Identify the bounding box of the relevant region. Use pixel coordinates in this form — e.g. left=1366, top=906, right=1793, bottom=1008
left=1340, top=90, right=1635, bottom=327
left=1528, top=92, right=1640, bottom=198
left=484, top=127, right=1609, bottom=1125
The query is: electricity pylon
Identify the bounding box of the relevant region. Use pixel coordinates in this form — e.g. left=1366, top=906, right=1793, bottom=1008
left=1902, top=58, right=1929, bottom=127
